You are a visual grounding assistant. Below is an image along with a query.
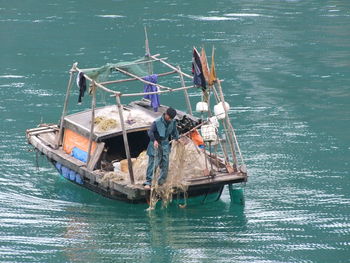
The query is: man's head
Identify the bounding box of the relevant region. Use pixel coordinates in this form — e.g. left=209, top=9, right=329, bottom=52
left=165, top=107, right=176, bottom=121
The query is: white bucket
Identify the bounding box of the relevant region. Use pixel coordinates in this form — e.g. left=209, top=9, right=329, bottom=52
left=196, top=102, right=209, bottom=112
left=201, top=124, right=217, bottom=142
left=112, top=161, right=121, bottom=172
left=214, top=101, right=230, bottom=120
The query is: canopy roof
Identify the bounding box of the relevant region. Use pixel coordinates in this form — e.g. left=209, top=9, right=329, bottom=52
left=62, top=100, right=194, bottom=141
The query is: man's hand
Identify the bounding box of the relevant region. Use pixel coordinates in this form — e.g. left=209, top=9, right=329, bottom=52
left=154, top=140, right=159, bottom=148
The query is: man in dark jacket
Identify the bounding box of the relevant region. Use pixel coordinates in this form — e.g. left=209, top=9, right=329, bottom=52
left=144, top=107, right=179, bottom=189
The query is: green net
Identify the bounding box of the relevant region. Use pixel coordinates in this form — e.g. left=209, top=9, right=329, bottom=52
left=81, top=56, right=152, bottom=82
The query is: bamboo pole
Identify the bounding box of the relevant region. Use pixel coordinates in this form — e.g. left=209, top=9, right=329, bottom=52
left=115, top=95, right=135, bottom=184
left=100, top=70, right=176, bottom=85
left=80, top=55, right=161, bottom=72
left=75, top=66, right=119, bottom=95
left=144, top=26, right=153, bottom=75
left=214, top=81, right=239, bottom=168
left=114, top=66, right=172, bottom=91
left=145, top=27, right=150, bottom=56
left=177, top=66, right=192, bottom=115
left=118, top=85, right=196, bottom=97
left=55, top=62, right=77, bottom=149
left=211, top=84, right=238, bottom=168
left=216, top=79, right=244, bottom=165
left=150, top=55, right=193, bottom=79
left=87, top=82, right=96, bottom=166
left=205, top=86, right=231, bottom=169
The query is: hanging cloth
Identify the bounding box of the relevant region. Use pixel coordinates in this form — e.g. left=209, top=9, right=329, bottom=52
left=143, top=74, right=160, bottom=112
left=192, top=47, right=206, bottom=91
left=76, top=71, right=87, bottom=104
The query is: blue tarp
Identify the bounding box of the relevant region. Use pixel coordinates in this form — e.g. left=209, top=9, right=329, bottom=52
left=71, top=147, right=88, bottom=163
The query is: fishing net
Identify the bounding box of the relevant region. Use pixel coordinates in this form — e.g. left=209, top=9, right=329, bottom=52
left=147, top=138, right=211, bottom=209
left=81, top=56, right=151, bottom=82
left=93, top=107, right=154, bottom=133
left=94, top=116, right=118, bottom=132
left=99, top=136, right=212, bottom=208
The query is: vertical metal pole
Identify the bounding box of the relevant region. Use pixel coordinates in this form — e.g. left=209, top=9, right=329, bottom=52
left=116, top=95, right=135, bottom=184
left=56, top=63, right=77, bottom=149
left=87, top=82, right=96, bottom=166
left=177, top=66, right=192, bottom=115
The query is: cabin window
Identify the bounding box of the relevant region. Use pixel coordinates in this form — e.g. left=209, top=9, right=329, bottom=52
left=101, top=130, right=149, bottom=165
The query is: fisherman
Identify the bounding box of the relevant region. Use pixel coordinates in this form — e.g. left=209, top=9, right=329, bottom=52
left=144, top=107, right=179, bottom=189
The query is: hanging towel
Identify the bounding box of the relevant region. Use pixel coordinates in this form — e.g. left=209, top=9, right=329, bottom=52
left=76, top=71, right=87, bottom=104
left=143, top=74, right=160, bottom=112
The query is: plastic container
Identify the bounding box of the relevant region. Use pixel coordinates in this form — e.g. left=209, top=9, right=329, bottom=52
left=55, top=162, right=62, bottom=173
left=69, top=170, right=76, bottom=181
left=196, top=102, right=209, bottom=112
left=214, top=101, right=230, bottom=120
left=61, top=166, right=70, bottom=179
left=112, top=161, right=121, bottom=172
left=201, top=124, right=217, bottom=142
left=209, top=116, right=219, bottom=128
left=75, top=174, right=83, bottom=185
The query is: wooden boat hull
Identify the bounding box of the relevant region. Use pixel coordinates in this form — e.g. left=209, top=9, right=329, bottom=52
left=26, top=125, right=247, bottom=204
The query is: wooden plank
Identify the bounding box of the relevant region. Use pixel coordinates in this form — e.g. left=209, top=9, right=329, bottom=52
left=36, top=132, right=58, bottom=149
left=87, top=142, right=105, bottom=170
left=38, top=132, right=57, bottom=147
left=110, top=181, right=138, bottom=199
left=26, top=125, right=58, bottom=133
left=87, top=85, right=96, bottom=164
left=56, top=66, right=76, bottom=148
left=28, top=129, right=55, bottom=136
left=116, top=95, right=135, bottom=184
left=186, top=173, right=246, bottom=186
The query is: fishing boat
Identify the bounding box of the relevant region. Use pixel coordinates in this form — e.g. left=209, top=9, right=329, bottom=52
left=26, top=33, right=247, bottom=205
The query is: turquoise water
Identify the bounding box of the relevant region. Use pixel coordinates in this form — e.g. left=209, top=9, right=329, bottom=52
left=1, top=1, right=349, bottom=262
